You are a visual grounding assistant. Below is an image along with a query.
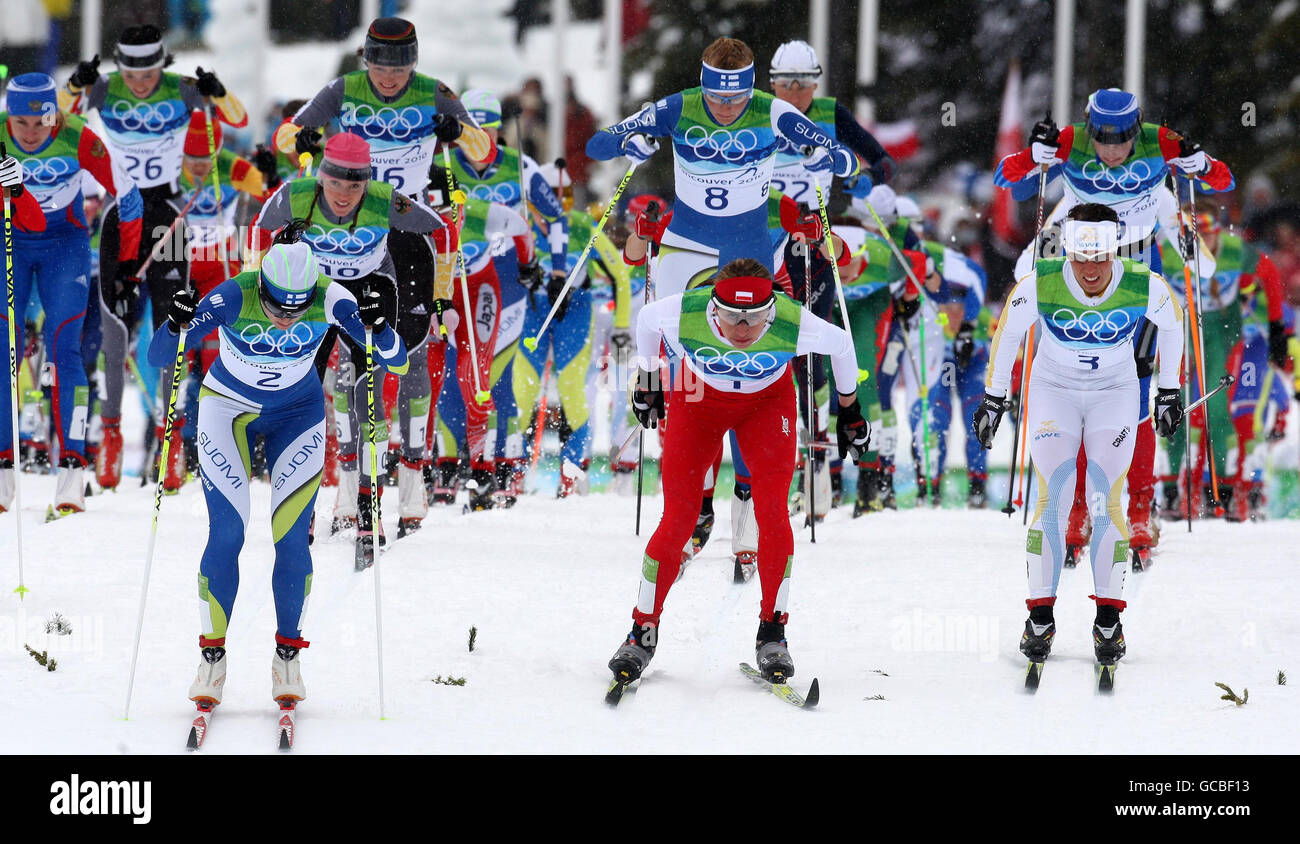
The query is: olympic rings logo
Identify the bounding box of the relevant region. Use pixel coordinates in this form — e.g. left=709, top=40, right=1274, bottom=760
left=191, top=187, right=227, bottom=216
left=341, top=104, right=428, bottom=140
left=461, top=241, right=486, bottom=264
left=682, top=125, right=760, bottom=163
left=21, top=156, right=75, bottom=185
left=1051, top=307, right=1132, bottom=342
left=1079, top=158, right=1154, bottom=192
left=239, top=321, right=315, bottom=356
left=692, top=345, right=780, bottom=377
left=468, top=182, right=520, bottom=205
left=304, top=226, right=382, bottom=255
left=105, top=99, right=184, bottom=133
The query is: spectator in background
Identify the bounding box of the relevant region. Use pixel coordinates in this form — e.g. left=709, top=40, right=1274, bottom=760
left=1, top=0, right=49, bottom=74
left=564, top=75, right=597, bottom=206
left=502, top=77, right=550, bottom=162
left=1273, top=220, right=1300, bottom=307
left=167, top=0, right=210, bottom=50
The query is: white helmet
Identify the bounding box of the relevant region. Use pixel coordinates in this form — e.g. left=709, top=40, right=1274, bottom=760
left=770, top=40, right=822, bottom=79
left=895, top=196, right=922, bottom=220
left=536, top=161, right=571, bottom=192
left=866, top=184, right=898, bottom=222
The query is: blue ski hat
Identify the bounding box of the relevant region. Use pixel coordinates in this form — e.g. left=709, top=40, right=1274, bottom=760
left=5, top=72, right=58, bottom=118
left=1086, top=88, right=1141, bottom=144
left=259, top=242, right=319, bottom=317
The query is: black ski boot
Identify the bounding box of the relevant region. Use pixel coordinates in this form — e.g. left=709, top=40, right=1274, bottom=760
left=608, top=621, right=657, bottom=684
left=1019, top=604, right=1056, bottom=661
left=691, top=497, right=715, bottom=555
left=431, top=459, right=459, bottom=505
left=468, top=466, right=496, bottom=511
left=853, top=467, right=881, bottom=517
left=355, top=490, right=386, bottom=571
left=1092, top=605, right=1126, bottom=665
left=1160, top=481, right=1181, bottom=518
left=830, top=469, right=842, bottom=507
left=755, top=616, right=794, bottom=683
left=928, top=477, right=941, bottom=508
left=384, top=448, right=401, bottom=487
left=967, top=475, right=987, bottom=509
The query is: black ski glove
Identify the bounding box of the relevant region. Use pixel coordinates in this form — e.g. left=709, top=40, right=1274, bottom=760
left=167, top=287, right=198, bottom=332
left=630, top=367, right=666, bottom=430
left=972, top=392, right=1008, bottom=450
left=195, top=66, right=226, bottom=98
left=1028, top=118, right=1059, bottom=147
left=836, top=397, right=872, bottom=463
left=358, top=289, right=386, bottom=330
left=295, top=127, right=323, bottom=157
left=547, top=271, right=570, bottom=322
left=253, top=144, right=281, bottom=191
left=1268, top=320, right=1288, bottom=369
left=894, top=295, right=920, bottom=321
left=111, top=276, right=141, bottom=321
left=519, top=258, right=544, bottom=292
left=433, top=113, right=463, bottom=143
left=69, top=55, right=101, bottom=89
left=1155, top=387, right=1183, bottom=438
left=954, top=321, right=976, bottom=367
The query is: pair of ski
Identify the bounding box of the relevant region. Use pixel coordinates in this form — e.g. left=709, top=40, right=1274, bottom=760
left=1024, top=661, right=1117, bottom=693
left=186, top=698, right=299, bottom=751
left=605, top=664, right=820, bottom=709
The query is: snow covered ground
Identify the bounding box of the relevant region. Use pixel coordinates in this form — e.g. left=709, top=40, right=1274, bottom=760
left=2, top=458, right=1295, bottom=754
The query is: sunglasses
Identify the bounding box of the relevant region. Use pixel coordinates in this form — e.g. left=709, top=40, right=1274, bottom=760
left=703, top=89, right=752, bottom=106
left=713, top=299, right=773, bottom=327
left=258, top=283, right=311, bottom=320
left=772, top=74, right=820, bottom=90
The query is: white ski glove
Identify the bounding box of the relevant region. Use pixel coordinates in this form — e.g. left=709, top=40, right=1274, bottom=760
left=1170, top=149, right=1210, bottom=176
left=1030, top=142, right=1064, bottom=166
left=622, top=134, right=659, bottom=165
left=0, top=156, right=23, bottom=188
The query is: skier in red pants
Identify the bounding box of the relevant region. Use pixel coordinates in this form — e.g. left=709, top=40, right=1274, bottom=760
left=608, top=258, right=871, bottom=686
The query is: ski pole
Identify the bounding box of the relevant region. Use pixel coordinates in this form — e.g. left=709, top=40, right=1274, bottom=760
left=1015, top=327, right=1037, bottom=512
left=124, top=314, right=191, bottom=719
left=999, top=395, right=1020, bottom=516
left=1184, top=373, right=1234, bottom=416
left=2, top=143, right=29, bottom=599
left=363, top=319, right=385, bottom=719
left=523, top=158, right=640, bottom=351
left=528, top=356, right=552, bottom=473
left=134, top=188, right=202, bottom=279
left=858, top=198, right=938, bottom=497
left=441, top=147, right=491, bottom=405
left=634, top=200, right=661, bottom=537
left=799, top=233, right=817, bottom=540
left=1179, top=174, right=1224, bottom=512
left=812, top=179, right=853, bottom=335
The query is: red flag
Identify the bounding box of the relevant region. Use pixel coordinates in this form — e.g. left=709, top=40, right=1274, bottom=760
left=872, top=120, right=920, bottom=161
left=992, top=59, right=1026, bottom=244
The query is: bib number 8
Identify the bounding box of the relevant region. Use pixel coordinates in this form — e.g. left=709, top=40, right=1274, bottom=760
left=704, top=187, right=729, bottom=210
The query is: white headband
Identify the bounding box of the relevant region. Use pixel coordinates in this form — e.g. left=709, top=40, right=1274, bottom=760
left=1062, top=219, right=1118, bottom=259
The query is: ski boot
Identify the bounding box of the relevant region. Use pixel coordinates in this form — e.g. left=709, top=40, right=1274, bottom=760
left=853, top=467, right=882, bottom=517
left=610, top=458, right=638, bottom=496
left=384, top=447, right=401, bottom=487
left=830, top=468, right=843, bottom=508
left=395, top=459, right=426, bottom=538
left=467, top=464, right=496, bottom=511
left=431, top=458, right=459, bottom=505
left=558, top=459, right=590, bottom=498
left=879, top=470, right=897, bottom=510
left=1093, top=604, right=1126, bottom=691
left=48, top=456, right=87, bottom=520
left=608, top=621, right=657, bottom=684
left=183, top=437, right=200, bottom=477
left=1064, top=493, right=1092, bottom=569
left=160, top=423, right=187, bottom=493
left=493, top=458, right=523, bottom=508
left=1247, top=480, right=1267, bottom=521
left=1019, top=604, right=1056, bottom=662
left=95, top=417, right=124, bottom=490
left=927, top=476, right=941, bottom=508
left=189, top=644, right=228, bottom=705
left=0, top=456, right=14, bottom=513
left=271, top=638, right=307, bottom=702
left=355, top=488, right=386, bottom=571
left=733, top=550, right=757, bottom=584
left=688, top=497, right=715, bottom=559
left=1129, top=488, right=1157, bottom=571
left=1159, top=480, right=1182, bottom=519
left=966, top=474, right=987, bottom=509
left=755, top=615, right=794, bottom=683
left=330, top=467, right=359, bottom=535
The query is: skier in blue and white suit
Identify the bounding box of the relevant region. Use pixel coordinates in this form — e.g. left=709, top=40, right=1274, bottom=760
left=585, top=36, right=862, bottom=292
left=149, top=241, right=407, bottom=707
